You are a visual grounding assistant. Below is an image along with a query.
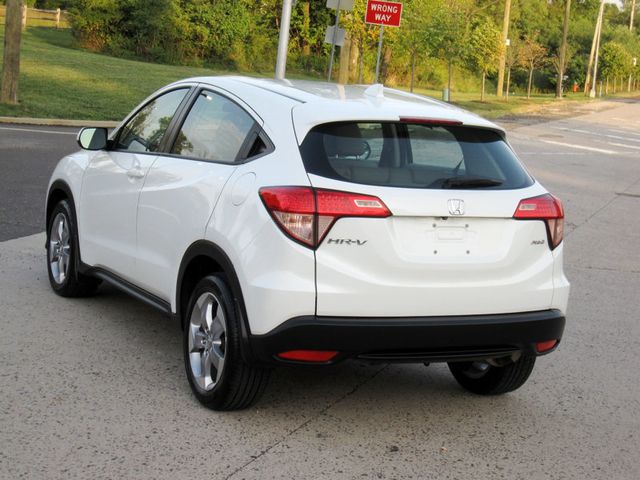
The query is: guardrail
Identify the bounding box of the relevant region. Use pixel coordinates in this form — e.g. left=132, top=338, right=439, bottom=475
left=0, top=5, right=70, bottom=30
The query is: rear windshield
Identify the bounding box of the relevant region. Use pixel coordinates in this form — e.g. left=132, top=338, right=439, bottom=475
left=299, top=122, right=533, bottom=190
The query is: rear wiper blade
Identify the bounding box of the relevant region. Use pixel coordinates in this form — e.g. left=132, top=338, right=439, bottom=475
left=439, top=176, right=503, bottom=189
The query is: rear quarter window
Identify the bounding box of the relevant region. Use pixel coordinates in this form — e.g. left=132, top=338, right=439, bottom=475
left=299, top=122, right=533, bottom=190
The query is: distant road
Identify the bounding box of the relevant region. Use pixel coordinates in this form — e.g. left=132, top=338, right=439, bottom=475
left=0, top=124, right=78, bottom=241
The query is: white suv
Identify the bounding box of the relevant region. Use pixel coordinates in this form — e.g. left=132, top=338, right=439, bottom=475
left=46, top=77, right=569, bottom=410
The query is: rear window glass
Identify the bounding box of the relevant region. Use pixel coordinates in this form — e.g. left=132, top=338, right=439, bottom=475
left=299, top=122, right=533, bottom=190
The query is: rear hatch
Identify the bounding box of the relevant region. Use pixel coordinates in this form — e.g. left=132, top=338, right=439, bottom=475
left=297, top=120, right=561, bottom=317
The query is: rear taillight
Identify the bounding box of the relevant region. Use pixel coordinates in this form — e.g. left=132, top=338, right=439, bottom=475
left=259, top=187, right=391, bottom=248
left=513, top=194, right=564, bottom=249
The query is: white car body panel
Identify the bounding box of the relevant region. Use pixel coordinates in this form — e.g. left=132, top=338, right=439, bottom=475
left=135, top=157, right=237, bottom=301
left=79, top=150, right=157, bottom=281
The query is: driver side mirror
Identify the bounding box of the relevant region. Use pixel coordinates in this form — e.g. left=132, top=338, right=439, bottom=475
left=77, top=127, right=108, bottom=150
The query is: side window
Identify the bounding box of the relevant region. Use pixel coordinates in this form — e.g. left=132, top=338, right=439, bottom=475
left=407, top=125, right=465, bottom=172
left=116, top=88, right=189, bottom=153
left=172, top=90, right=255, bottom=163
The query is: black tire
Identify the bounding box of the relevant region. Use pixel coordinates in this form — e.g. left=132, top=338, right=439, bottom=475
left=448, top=355, right=536, bottom=395
left=183, top=275, right=270, bottom=410
left=46, top=199, right=100, bottom=297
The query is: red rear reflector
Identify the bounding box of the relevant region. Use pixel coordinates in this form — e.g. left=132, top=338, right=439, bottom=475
left=536, top=340, right=558, bottom=353
left=399, top=117, right=463, bottom=126
left=513, top=194, right=564, bottom=249
left=277, top=350, right=339, bottom=362
left=259, top=187, right=391, bottom=248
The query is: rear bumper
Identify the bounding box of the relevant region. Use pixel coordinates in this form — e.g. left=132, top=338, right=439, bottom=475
left=249, top=309, right=565, bottom=364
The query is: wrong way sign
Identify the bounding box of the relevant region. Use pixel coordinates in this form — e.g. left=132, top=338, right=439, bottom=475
left=365, top=0, right=403, bottom=27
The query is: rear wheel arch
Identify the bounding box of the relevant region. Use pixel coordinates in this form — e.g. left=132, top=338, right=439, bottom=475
left=176, top=241, right=254, bottom=362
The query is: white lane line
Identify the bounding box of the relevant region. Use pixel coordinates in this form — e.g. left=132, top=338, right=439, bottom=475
left=0, top=126, right=77, bottom=136
left=518, top=152, right=585, bottom=155
left=539, top=139, right=618, bottom=154
left=607, top=142, right=640, bottom=151
left=550, top=126, right=640, bottom=143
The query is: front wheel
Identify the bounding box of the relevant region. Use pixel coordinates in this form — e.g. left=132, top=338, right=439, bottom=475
left=183, top=275, right=270, bottom=410
left=448, top=354, right=536, bottom=395
left=46, top=200, right=100, bottom=297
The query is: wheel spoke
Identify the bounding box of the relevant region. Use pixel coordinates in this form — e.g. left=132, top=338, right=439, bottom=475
left=57, top=218, right=65, bottom=241
left=58, top=256, right=66, bottom=281
left=190, top=326, right=205, bottom=352
left=211, top=312, right=225, bottom=340
left=211, top=347, right=225, bottom=382
left=201, top=350, right=213, bottom=389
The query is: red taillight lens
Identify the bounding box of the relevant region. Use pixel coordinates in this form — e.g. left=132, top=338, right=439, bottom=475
left=277, top=350, right=339, bottom=362
left=513, top=194, right=564, bottom=249
left=259, top=187, right=391, bottom=248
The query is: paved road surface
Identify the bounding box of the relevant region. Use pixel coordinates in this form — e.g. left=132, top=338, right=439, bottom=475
left=1, top=100, right=639, bottom=479
left=0, top=124, right=79, bottom=241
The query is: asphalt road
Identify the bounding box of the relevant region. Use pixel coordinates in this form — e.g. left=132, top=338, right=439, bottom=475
left=0, top=124, right=80, bottom=241
left=1, top=100, right=640, bottom=479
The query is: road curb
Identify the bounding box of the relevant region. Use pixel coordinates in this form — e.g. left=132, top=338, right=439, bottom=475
left=0, top=116, right=119, bottom=128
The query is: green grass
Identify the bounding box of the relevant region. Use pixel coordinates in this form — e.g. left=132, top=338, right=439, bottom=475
left=0, top=26, right=227, bottom=120
left=0, top=25, right=637, bottom=121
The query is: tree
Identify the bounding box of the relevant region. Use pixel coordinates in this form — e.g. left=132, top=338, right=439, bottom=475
left=504, top=36, right=520, bottom=101
left=1, top=0, right=23, bottom=105
left=428, top=0, right=474, bottom=101
left=600, top=41, right=633, bottom=93
left=469, top=19, right=504, bottom=101
left=395, top=0, right=438, bottom=92
left=518, top=34, right=547, bottom=98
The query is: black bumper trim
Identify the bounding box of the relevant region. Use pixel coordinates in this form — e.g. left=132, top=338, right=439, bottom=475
left=249, top=310, right=565, bottom=364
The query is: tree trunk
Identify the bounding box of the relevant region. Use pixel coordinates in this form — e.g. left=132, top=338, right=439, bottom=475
left=358, top=43, right=364, bottom=83
left=481, top=71, right=486, bottom=102
left=348, top=36, right=359, bottom=83
left=527, top=67, right=534, bottom=99
left=447, top=60, right=453, bottom=102
left=410, top=52, right=416, bottom=92
left=301, top=2, right=311, bottom=56
left=605, top=77, right=609, bottom=95
left=380, top=45, right=392, bottom=83
left=506, top=67, right=511, bottom=101
left=1, top=0, right=23, bottom=105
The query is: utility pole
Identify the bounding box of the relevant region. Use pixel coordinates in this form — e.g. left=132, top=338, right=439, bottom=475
left=496, top=0, right=512, bottom=97
left=585, top=0, right=605, bottom=95
left=1, top=0, right=23, bottom=105
left=275, top=0, right=293, bottom=80
left=590, top=7, right=604, bottom=99
left=556, top=0, right=571, bottom=98
left=630, top=0, right=636, bottom=31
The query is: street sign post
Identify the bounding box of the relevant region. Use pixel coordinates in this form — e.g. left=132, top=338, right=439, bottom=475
left=365, top=0, right=403, bottom=83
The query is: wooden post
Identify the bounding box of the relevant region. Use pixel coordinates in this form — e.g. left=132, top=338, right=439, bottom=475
left=556, top=0, right=571, bottom=98
left=1, top=0, right=23, bottom=105
left=56, top=8, right=61, bottom=29
left=21, top=3, right=27, bottom=31
left=496, top=0, right=512, bottom=97
left=338, top=33, right=351, bottom=85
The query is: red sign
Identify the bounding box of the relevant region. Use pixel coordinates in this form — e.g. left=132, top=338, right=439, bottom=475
left=365, top=0, right=403, bottom=27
